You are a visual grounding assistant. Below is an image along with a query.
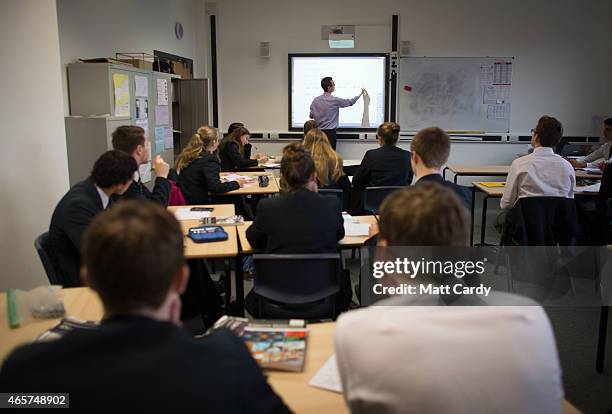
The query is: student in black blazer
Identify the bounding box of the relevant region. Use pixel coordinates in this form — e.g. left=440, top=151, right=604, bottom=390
left=219, top=125, right=268, bottom=171
left=48, top=150, right=137, bottom=287
left=175, top=126, right=244, bottom=205
left=1, top=202, right=290, bottom=413
left=411, top=126, right=472, bottom=210
left=246, top=143, right=344, bottom=253
left=111, top=125, right=171, bottom=206
left=352, top=122, right=413, bottom=190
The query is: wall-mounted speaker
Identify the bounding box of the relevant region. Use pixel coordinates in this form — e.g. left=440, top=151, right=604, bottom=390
left=259, top=42, right=271, bottom=58
left=400, top=41, right=411, bottom=57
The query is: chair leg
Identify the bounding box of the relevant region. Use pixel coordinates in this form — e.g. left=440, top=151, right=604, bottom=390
left=596, top=306, right=609, bottom=373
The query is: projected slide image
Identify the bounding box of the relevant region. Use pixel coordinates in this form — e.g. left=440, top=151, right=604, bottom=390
left=290, top=55, right=387, bottom=129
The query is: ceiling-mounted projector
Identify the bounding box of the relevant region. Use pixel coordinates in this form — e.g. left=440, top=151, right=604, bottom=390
left=329, top=31, right=354, bottom=48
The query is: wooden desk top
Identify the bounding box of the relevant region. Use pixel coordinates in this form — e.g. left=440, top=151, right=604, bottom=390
left=168, top=204, right=238, bottom=258
left=0, top=287, right=581, bottom=413
left=472, top=182, right=600, bottom=198
left=448, top=164, right=602, bottom=180
left=220, top=172, right=280, bottom=195
left=237, top=216, right=378, bottom=254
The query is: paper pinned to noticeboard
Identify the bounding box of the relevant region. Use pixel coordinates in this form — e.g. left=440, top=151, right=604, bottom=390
left=135, top=75, right=148, bottom=97
left=156, top=78, right=168, bottom=105
left=112, top=73, right=130, bottom=117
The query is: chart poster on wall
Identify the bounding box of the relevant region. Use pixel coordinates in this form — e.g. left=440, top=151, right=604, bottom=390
left=112, top=73, right=130, bottom=117
left=155, top=127, right=165, bottom=154
left=135, top=98, right=148, bottom=120
left=289, top=54, right=388, bottom=130
left=155, top=105, right=169, bottom=125
left=398, top=57, right=513, bottom=133
left=163, top=127, right=173, bottom=150
left=135, top=119, right=148, bottom=136
left=156, top=78, right=168, bottom=105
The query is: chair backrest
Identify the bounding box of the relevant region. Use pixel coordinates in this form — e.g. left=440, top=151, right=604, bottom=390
left=34, top=232, right=59, bottom=285
left=364, top=186, right=404, bottom=214
left=252, top=254, right=341, bottom=304
left=318, top=188, right=344, bottom=206
left=502, top=197, right=579, bottom=246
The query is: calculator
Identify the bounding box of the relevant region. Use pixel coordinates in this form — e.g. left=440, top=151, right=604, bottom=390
left=187, top=226, right=228, bottom=243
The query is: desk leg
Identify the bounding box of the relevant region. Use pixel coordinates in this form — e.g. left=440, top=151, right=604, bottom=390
left=480, top=195, right=489, bottom=246
left=470, top=186, right=476, bottom=246
left=223, top=259, right=232, bottom=311
left=596, top=306, right=609, bottom=373
left=233, top=255, right=245, bottom=317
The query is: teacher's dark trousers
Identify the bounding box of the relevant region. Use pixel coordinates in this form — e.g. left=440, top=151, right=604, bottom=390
left=321, top=129, right=338, bottom=150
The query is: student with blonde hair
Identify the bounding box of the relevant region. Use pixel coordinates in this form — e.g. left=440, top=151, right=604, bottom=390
left=175, top=126, right=244, bottom=205
left=302, top=128, right=347, bottom=190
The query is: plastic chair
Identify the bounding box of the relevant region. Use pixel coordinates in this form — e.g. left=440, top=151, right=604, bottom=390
left=252, top=253, right=341, bottom=320
left=318, top=188, right=344, bottom=207
left=363, top=186, right=404, bottom=214
left=34, top=232, right=60, bottom=285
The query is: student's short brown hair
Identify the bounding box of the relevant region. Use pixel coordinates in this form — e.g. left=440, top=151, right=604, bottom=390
left=534, top=116, right=563, bottom=147
left=280, top=142, right=315, bottom=191
left=377, top=122, right=401, bottom=145
left=304, top=119, right=318, bottom=134
left=321, top=77, right=333, bottom=92
left=379, top=183, right=470, bottom=246
left=112, top=125, right=146, bottom=154
left=82, top=201, right=184, bottom=315
left=411, top=127, right=450, bottom=168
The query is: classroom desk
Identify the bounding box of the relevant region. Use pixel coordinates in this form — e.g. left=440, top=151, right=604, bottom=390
left=220, top=172, right=280, bottom=195
left=167, top=205, right=244, bottom=313
left=236, top=216, right=378, bottom=254
left=0, top=288, right=581, bottom=414
left=471, top=182, right=599, bottom=246
left=447, top=164, right=603, bottom=184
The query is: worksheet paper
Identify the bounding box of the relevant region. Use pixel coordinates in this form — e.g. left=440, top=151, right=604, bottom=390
left=344, top=222, right=370, bottom=236
left=135, top=75, right=148, bottom=97
left=156, top=78, right=168, bottom=105
left=174, top=208, right=212, bottom=221
left=309, top=354, right=343, bottom=393
left=575, top=183, right=601, bottom=193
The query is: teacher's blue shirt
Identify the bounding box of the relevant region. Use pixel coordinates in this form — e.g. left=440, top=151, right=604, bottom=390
left=309, top=93, right=360, bottom=130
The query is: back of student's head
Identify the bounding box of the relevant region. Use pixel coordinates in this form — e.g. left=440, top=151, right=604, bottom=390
left=227, top=122, right=244, bottom=135
left=304, top=119, right=318, bottom=135
left=377, top=122, right=401, bottom=146
left=379, top=183, right=470, bottom=246
left=82, top=201, right=184, bottom=315
left=321, top=77, right=333, bottom=92
left=303, top=129, right=343, bottom=185
left=535, top=116, right=563, bottom=147
left=111, top=125, right=145, bottom=154
left=91, top=150, right=138, bottom=189
left=411, top=127, right=450, bottom=168
left=280, top=142, right=315, bottom=191
left=175, top=126, right=218, bottom=172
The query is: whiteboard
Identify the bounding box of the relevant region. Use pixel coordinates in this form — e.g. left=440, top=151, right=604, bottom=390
left=398, top=57, right=513, bottom=133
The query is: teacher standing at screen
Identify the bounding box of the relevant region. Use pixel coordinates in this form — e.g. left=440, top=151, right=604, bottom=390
left=309, top=77, right=364, bottom=149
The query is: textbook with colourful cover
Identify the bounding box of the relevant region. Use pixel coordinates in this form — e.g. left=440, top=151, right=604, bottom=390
left=210, top=316, right=308, bottom=372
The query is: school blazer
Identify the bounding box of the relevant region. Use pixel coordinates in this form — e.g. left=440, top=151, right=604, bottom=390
left=0, top=316, right=291, bottom=414
left=246, top=188, right=345, bottom=253
left=48, top=177, right=104, bottom=287
left=177, top=153, right=240, bottom=205
left=113, top=176, right=172, bottom=206
left=220, top=141, right=258, bottom=171
left=352, top=145, right=413, bottom=190
left=416, top=174, right=473, bottom=210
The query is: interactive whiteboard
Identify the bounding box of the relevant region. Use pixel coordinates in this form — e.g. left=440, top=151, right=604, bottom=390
left=289, top=54, right=388, bottom=130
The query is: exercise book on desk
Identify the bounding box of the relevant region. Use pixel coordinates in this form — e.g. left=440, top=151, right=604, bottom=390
left=309, top=354, right=343, bottom=393
left=174, top=208, right=212, bottom=221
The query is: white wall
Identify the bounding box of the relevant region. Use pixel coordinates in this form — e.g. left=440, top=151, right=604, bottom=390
left=56, top=0, right=207, bottom=114
left=0, top=0, right=70, bottom=290
left=214, top=0, right=612, bottom=136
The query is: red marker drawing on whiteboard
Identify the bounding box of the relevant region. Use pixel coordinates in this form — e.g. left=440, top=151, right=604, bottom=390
left=404, top=85, right=413, bottom=92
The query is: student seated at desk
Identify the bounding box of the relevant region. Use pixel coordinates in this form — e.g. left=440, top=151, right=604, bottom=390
left=245, top=143, right=349, bottom=314
left=411, top=126, right=472, bottom=210
left=111, top=125, right=171, bottom=206
left=501, top=116, right=575, bottom=209
left=48, top=150, right=137, bottom=287
left=175, top=126, right=244, bottom=205
left=0, top=202, right=290, bottom=413
left=569, top=117, right=612, bottom=171
left=335, top=184, right=564, bottom=414
left=219, top=125, right=268, bottom=171
left=302, top=128, right=350, bottom=193
left=303, top=119, right=318, bottom=136
left=351, top=122, right=413, bottom=190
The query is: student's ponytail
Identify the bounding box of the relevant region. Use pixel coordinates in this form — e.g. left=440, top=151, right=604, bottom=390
left=175, top=126, right=218, bottom=172
left=377, top=122, right=401, bottom=145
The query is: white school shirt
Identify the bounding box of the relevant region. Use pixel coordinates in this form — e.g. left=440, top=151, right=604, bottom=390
left=577, top=141, right=612, bottom=168
left=335, top=300, right=563, bottom=414
left=500, top=147, right=575, bottom=210
left=95, top=185, right=110, bottom=209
